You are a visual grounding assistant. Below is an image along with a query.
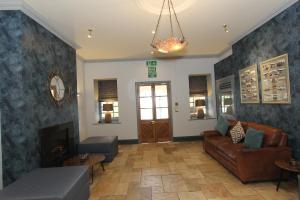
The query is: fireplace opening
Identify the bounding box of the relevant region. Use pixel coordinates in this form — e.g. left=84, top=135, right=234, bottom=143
left=39, top=122, right=77, bottom=167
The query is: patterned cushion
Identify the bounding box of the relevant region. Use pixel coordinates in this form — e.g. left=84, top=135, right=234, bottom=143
left=230, top=121, right=245, bottom=144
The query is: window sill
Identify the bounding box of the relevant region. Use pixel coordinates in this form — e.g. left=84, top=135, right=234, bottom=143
left=189, top=117, right=216, bottom=121
left=93, top=122, right=121, bottom=125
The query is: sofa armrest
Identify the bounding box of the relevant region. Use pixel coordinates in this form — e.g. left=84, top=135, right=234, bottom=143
left=203, top=130, right=220, bottom=138
left=236, top=146, right=292, bottom=182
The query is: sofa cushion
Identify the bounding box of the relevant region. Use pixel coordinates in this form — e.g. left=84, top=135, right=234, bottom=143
left=230, top=121, right=245, bottom=144
left=247, top=122, right=282, bottom=147
left=228, top=120, right=248, bottom=136
left=244, top=128, right=264, bottom=149
left=206, top=136, right=243, bottom=161
left=215, top=116, right=229, bottom=136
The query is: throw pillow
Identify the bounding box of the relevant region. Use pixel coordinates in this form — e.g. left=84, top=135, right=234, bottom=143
left=215, top=116, right=229, bottom=136
left=230, top=121, right=245, bottom=144
left=244, top=128, right=264, bottom=149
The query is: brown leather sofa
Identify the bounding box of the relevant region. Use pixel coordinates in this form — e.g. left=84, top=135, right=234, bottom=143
left=203, top=120, right=292, bottom=183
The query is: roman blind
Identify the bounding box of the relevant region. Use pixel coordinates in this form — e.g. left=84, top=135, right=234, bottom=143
left=219, top=81, right=232, bottom=93
left=98, top=80, right=118, bottom=101
left=189, top=75, right=208, bottom=96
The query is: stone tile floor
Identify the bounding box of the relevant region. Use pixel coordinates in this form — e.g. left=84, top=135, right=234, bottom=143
left=90, top=141, right=299, bottom=200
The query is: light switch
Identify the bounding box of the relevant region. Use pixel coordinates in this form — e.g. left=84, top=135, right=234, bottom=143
left=175, top=102, right=179, bottom=112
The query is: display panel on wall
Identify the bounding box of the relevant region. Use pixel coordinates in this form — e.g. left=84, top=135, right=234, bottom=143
left=260, top=54, right=291, bottom=104
left=239, top=64, right=260, bottom=103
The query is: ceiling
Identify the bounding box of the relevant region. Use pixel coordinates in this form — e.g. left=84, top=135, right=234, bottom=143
left=9, top=0, right=299, bottom=60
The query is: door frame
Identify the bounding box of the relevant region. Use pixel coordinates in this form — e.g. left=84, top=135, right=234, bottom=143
left=135, top=81, right=173, bottom=143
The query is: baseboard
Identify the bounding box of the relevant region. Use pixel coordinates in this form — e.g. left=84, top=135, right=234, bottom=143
left=118, top=136, right=203, bottom=144
left=118, top=139, right=139, bottom=144
left=173, top=136, right=203, bottom=142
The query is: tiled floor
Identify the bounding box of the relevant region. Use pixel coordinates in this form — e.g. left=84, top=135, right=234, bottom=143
left=89, top=141, right=299, bottom=200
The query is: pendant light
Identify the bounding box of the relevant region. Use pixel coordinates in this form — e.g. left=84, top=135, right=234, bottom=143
left=151, top=0, right=188, bottom=54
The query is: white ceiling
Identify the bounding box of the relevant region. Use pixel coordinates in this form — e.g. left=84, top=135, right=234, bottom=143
left=2, top=0, right=298, bottom=60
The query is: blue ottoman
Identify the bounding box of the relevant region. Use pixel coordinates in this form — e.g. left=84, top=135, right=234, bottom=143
left=298, top=175, right=300, bottom=200
left=0, top=166, right=89, bottom=200
left=78, top=136, right=118, bottom=162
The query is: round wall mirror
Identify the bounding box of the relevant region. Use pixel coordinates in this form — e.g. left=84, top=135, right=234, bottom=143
left=49, top=75, right=65, bottom=102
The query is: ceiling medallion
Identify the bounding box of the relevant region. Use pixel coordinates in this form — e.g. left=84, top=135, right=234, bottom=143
left=136, top=0, right=196, bottom=15
left=151, top=0, right=188, bottom=54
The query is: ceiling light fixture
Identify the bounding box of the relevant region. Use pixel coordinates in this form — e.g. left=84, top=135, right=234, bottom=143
left=223, top=24, right=229, bottom=33
left=151, top=0, right=187, bottom=54
left=88, top=29, right=93, bottom=38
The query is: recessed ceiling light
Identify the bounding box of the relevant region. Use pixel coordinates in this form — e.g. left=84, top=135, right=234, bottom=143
left=152, top=30, right=156, bottom=34
left=223, top=24, right=230, bottom=33
left=88, top=29, right=93, bottom=38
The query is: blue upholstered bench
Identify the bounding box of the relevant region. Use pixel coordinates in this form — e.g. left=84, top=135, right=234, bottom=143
left=78, top=136, right=118, bottom=162
left=298, top=175, right=300, bottom=200
left=0, top=166, right=89, bottom=200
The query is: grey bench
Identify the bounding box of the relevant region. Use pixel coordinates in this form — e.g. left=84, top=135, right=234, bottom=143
left=78, top=136, right=118, bottom=162
left=298, top=175, right=300, bottom=200
left=0, top=166, right=89, bottom=200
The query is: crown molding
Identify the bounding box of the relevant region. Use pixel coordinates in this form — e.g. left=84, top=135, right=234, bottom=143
left=0, top=0, right=22, bottom=10
left=76, top=54, right=86, bottom=62
left=84, top=54, right=218, bottom=63
left=0, top=0, right=80, bottom=50
left=215, top=47, right=233, bottom=63
left=230, top=0, right=298, bottom=45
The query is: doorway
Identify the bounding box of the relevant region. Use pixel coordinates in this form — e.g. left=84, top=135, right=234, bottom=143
left=136, top=82, right=172, bottom=143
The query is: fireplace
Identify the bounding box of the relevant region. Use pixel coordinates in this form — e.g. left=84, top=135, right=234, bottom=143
left=39, top=122, right=77, bottom=167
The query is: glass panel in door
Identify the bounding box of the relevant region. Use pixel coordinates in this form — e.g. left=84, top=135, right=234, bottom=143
left=155, top=84, right=169, bottom=119
left=139, top=85, right=153, bottom=120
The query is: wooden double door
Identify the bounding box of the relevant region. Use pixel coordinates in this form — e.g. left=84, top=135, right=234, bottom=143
left=136, top=82, right=172, bottom=143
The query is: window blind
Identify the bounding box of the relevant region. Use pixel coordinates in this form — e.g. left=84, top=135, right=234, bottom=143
left=219, top=81, right=232, bottom=93
left=189, top=75, right=208, bottom=96
left=98, top=80, right=118, bottom=101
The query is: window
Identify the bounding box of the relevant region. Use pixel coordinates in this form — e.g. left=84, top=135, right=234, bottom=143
left=216, top=75, right=235, bottom=116
left=189, top=96, right=206, bottom=116
left=97, top=79, right=119, bottom=123
left=189, top=75, right=210, bottom=119
left=100, top=101, right=119, bottom=119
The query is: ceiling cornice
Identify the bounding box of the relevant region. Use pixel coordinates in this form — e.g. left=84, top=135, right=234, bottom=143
left=0, top=0, right=80, bottom=50
left=0, top=0, right=22, bottom=10
left=215, top=48, right=233, bottom=63
left=84, top=54, right=219, bottom=64
left=229, top=0, right=298, bottom=45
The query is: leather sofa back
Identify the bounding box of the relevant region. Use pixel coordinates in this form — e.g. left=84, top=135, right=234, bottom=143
left=228, top=120, right=287, bottom=147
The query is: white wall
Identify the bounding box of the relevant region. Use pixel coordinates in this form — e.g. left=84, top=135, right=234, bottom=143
left=81, top=57, right=218, bottom=140
left=76, top=57, right=88, bottom=141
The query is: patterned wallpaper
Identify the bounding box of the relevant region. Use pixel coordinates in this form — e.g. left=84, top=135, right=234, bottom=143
left=215, top=2, right=300, bottom=159
left=0, top=11, right=79, bottom=186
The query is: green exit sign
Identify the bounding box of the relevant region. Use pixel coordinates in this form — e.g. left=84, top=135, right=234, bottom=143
left=146, top=60, right=157, bottom=78
left=146, top=60, right=157, bottom=67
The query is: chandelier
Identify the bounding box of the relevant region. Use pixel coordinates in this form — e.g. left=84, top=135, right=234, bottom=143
left=151, top=0, right=188, bottom=54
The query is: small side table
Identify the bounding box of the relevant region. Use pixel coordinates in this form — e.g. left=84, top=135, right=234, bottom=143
left=275, top=160, right=300, bottom=191
left=64, top=153, right=106, bottom=183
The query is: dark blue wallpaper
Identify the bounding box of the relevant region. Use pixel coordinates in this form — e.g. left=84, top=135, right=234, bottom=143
left=215, top=2, right=300, bottom=159
left=0, top=11, right=79, bottom=186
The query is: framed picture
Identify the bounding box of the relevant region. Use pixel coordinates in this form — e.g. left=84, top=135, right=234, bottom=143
left=260, top=54, right=291, bottom=104
left=239, top=64, right=260, bottom=103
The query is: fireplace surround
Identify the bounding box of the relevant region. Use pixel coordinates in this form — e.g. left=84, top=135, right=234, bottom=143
left=39, top=122, right=77, bottom=167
